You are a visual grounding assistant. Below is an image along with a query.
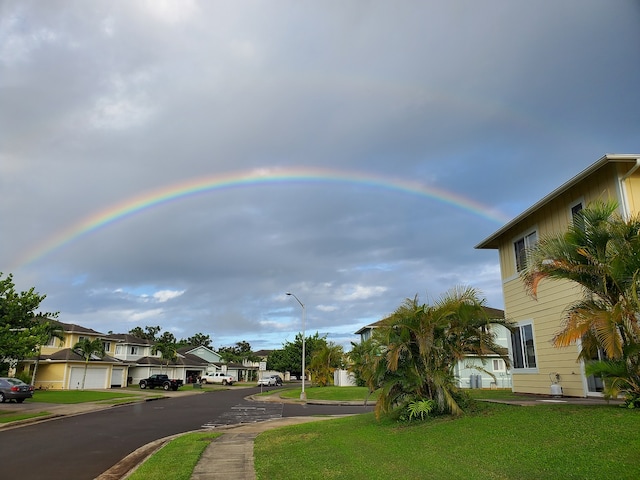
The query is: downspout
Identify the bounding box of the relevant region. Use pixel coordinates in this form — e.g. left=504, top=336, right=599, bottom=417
left=618, top=158, right=640, bottom=218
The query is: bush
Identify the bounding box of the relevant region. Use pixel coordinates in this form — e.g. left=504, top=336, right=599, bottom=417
left=14, top=371, right=32, bottom=384
left=623, top=393, right=640, bottom=409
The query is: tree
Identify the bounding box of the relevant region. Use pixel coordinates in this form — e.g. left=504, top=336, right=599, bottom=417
left=73, top=338, right=105, bottom=389
left=358, top=287, right=512, bottom=419
left=218, top=341, right=260, bottom=364
left=267, top=332, right=328, bottom=378
left=157, top=331, right=176, bottom=345
left=128, top=325, right=161, bottom=341
left=348, top=338, right=382, bottom=388
left=0, top=272, right=58, bottom=375
left=308, top=342, right=344, bottom=386
left=153, top=341, right=177, bottom=374
left=31, top=321, right=65, bottom=385
left=522, top=200, right=640, bottom=404
left=181, top=333, right=212, bottom=348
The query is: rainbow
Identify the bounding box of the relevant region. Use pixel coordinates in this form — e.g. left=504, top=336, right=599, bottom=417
left=14, top=166, right=511, bottom=267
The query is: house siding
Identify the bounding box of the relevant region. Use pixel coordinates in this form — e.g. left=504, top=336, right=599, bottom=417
left=485, top=157, right=640, bottom=397
left=33, top=363, right=67, bottom=390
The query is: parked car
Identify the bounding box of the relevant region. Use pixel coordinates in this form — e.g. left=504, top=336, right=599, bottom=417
left=258, top=375, right=283, bottom=387
left=139, top=374, right=183, bottom=391
left=0, top=377, right=34, bottom=403
left=257, top=376, right=277, bottom=386
left=200, top=372, right=236, bottom=385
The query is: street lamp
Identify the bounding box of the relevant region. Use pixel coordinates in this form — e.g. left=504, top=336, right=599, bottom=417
left=286, top=292, right=307, bottom=400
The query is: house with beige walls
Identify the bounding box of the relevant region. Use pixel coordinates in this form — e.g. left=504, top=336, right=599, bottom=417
left=476, top=153, right=640, bottom=397
left=23, top=321, right=130, bottom=390
left=20, top=323, right=248, bottom=389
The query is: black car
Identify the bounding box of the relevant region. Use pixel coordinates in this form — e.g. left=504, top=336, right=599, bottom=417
left=272, top=375, right=284, bottom=386
left=0, top=377, right=34, bottom=403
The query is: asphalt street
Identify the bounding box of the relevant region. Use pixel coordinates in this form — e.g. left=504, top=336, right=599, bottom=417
left=0, top=387, right=373, bottom=480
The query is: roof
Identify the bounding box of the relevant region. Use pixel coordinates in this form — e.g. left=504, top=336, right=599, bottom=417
left=475, top=154, right=640, bottom=249
left=253, top=349, right=272, bottom=357
left=105, top=333, right=154, bottom=345
left=50, top=321, right=105, bottom=336
left=176, top=345, right=217, bottom=355
left=134, top=353, right=209, bottom=367
left=39, top=348, right=124, bottom=364
left=354, top=318, right=387, bottom=335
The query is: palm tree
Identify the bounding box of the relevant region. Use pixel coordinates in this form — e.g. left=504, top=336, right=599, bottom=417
left=348, top=338, right=378, bottom=387
left=73, top=338, right=105, bottom=389
left=308, top=342, right=344, bottom=386
left=31, top=321, right=65, bottom=385
left=153, top=342, right=177, bottom=374
left=522, top=200, right=640, bottom=402
left=366, top=287, right=511, bottom=418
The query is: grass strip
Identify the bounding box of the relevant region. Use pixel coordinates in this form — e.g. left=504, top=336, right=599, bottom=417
left=0, top=411, right=51, bottom=423
left=32, top=390, right=141, bottom=404
left=127, top=432, right=222, bottom=480
left=279, top=386, right=380, bottom=402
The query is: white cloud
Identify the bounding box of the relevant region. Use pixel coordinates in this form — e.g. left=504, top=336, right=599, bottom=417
left=337, top=285, right=389, bottom=302
left=153, top=289, right=186, bottom=303
left=128, top=308, right=165, bottom=323
left=89, top=72, right=156, bottom=130
left=316, top=305, right=338, bottom=312
left=138, top=0, right=199, bottom=25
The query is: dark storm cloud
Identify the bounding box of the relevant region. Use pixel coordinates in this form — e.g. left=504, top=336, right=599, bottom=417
left=2, top=0, right=639, bottom=349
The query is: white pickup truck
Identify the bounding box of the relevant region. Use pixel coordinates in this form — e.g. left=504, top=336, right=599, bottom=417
left=200, top=372, right=236, bottom=385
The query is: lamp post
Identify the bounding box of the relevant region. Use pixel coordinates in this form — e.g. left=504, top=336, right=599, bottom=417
left=286, top=292, right=306, bottom=400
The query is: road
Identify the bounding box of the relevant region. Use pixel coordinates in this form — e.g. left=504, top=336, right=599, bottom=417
left=0, top=387, right=373, bottom=480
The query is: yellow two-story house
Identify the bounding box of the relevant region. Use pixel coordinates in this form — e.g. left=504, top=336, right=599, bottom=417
left=476, top=154, right=640, bottom=398
left=28, top=321, right=130, bottom=390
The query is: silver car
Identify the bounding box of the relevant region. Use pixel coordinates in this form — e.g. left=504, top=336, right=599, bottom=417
left=257, top=376, right=276, bottom=386
left=0, top=377, right=34, bottom=403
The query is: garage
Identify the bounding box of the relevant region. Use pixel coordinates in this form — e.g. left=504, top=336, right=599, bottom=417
left=69, top=367, right=108, bottom=389
left=111, top=368, right=124, bottom=388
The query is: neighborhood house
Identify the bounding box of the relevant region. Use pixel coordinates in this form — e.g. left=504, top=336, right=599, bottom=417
left=476, top=153, right=640, bottom=397
left=17, top=321, right=259, bottom=390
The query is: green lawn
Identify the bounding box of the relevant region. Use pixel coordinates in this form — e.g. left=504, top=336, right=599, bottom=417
left=279, top=386, right=380, bottom=402
left=466, top=388, right=527, bottom=401
left=254, top=403, right=640, bottom=480
left=0, top=410, right=51, bottom=423
left=31, top=389, right=144, bottom=404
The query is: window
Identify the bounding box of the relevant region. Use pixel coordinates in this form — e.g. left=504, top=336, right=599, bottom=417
left=511, top=322, right=537, bottom=369
left=46, top=336, right=60, bottom=347
left=492, top=359, right=506, bottom=372
left=514, top=230, right=537, bottom=272
left=571, top=201, right=584, bottom=230
left=102, top=341, right=111, bottom=353
left=130, top=346, right=139, bottom=355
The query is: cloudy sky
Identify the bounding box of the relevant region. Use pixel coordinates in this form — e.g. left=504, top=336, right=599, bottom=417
left=2, top=1, right=639, bottom=351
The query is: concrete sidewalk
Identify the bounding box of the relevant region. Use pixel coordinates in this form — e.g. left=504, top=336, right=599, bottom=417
left=190, top=416, right=339, bottom=480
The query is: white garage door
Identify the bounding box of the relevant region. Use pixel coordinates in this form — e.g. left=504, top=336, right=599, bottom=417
left=111, top=368, right=124, bottom=388
left=69, top=367, right=108, bottom=389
